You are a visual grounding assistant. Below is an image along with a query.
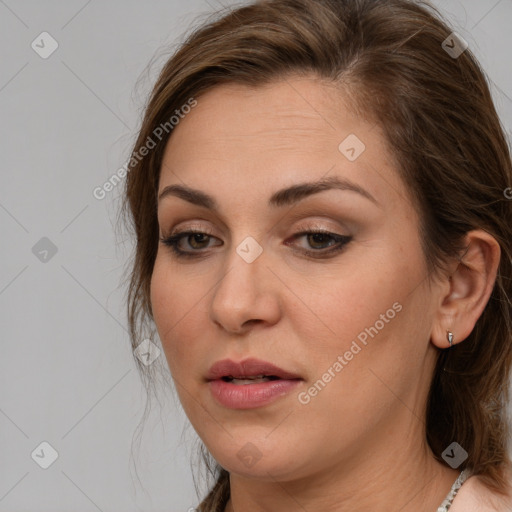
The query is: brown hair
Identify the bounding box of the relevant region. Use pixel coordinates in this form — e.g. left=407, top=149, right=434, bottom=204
left=121, top=0, right=512, bottom=510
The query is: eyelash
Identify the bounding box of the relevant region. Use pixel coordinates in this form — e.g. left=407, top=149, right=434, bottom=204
left=159, top=227, right=352, bottom=260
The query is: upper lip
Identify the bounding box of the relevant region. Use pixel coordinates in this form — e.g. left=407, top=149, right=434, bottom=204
left=206, top=358, right=302, bottom=381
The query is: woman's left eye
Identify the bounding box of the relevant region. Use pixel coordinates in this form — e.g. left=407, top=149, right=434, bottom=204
left=159, top=229, right=352, bottom=259
left=289, top=230, right=352, bottom=256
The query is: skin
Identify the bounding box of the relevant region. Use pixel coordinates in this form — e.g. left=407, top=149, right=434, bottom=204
left=149, top=75, right=502, bottom=511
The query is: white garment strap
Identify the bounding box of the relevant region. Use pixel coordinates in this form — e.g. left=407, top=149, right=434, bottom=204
left=437, top=468, right=471, bottom=511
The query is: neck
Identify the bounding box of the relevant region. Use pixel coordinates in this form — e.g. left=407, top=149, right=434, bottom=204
left=224, top=431, right=459, bottom=512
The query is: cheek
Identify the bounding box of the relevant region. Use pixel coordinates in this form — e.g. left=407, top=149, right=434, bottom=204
left=306, top=254, right=431, bottom=406
left=298, top=245, right=425, bottom=399
left=308, top=256, right=407, bottom=347
left=149, top=258, right=208, bottom=375
left=150, top=260, right=184, bottom=369
left=150, top=260, right=171, bottom=332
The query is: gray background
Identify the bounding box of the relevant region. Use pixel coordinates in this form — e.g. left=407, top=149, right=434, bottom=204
left=1, top=1, right=511, bottom=511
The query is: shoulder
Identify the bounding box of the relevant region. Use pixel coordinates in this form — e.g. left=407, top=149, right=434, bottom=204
left=450, top=474, right=512, bottom=512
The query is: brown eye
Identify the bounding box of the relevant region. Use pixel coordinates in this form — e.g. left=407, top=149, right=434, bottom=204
left=305, top=232, right=337, bottom=250
left=159, top=229, right=221, bottom=258
left=187, top=233, right=211, bottom=249
left=288, top=230, right=352, bottom=258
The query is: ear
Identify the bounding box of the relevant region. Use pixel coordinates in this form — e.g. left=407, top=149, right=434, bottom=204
left=430, top=230, right=501, bottom=349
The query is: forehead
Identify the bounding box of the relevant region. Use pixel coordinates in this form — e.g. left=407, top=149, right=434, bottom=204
left=164, top=77, right=366, bottom=155
left=158, top=77, right=408, bottom=213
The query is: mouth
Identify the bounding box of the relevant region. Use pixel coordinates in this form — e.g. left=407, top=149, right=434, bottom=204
left=206, top=357, right=302, bottom=382
left=219, top=374, right=283, bottom=385
left=206, top=358, right=303, bottom=409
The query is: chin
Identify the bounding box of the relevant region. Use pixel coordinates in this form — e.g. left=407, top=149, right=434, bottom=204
left=204, top=436, right=312, bottom=482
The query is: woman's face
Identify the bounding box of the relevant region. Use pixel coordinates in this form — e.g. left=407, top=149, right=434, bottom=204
left=151, top=76, right=443, bottom=480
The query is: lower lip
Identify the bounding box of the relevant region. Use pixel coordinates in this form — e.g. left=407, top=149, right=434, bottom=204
left=208, top=379, right=302, bottom=409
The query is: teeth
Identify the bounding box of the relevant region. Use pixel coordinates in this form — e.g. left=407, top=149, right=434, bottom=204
left=230, top=376, right=273, bottom=385
left=233, top=374, right=267, bottom=379
left=220, top=374, right=281, bottom=384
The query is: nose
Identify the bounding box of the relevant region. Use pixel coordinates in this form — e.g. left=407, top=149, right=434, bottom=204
left=209, top=243, right=282, bottom=334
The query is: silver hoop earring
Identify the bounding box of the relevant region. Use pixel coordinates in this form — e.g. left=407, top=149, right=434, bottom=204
left=446, top=330, right=454, bottom=348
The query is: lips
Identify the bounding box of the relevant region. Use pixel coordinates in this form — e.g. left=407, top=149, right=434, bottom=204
left=206, top=357, right=302, bottom=382
left=206, top=357, right=303, bottom=409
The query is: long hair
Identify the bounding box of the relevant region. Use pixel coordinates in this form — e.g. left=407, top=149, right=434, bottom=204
left=121, top=1, right=512, bottom=510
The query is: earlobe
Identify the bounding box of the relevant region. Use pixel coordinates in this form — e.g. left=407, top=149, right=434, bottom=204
left=430, top=230, right=501, bottom=350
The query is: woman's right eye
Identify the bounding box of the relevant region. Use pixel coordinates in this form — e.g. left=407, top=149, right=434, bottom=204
left=159, top=229, right=220, bottom=258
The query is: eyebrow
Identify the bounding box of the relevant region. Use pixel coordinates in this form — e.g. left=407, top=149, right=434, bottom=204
left=157, top=175, right=380, bottom=210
